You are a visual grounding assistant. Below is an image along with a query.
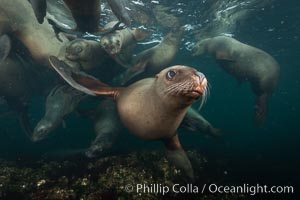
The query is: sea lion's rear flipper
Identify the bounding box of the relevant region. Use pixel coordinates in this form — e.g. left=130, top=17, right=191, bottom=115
left=0, top=34, right=11, bottom=63
left=29, top=0, right=47, bottom=24
left=255, top=93, right=270, bottom=127
left=163, top=134, right=195, bottom=182
left=49, top=56, right=118, bottom=97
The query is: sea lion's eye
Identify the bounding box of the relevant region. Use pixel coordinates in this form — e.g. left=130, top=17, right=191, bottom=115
left=75, top=46, right=82, bottom=53
left=166, top=70, right=176, bottom=80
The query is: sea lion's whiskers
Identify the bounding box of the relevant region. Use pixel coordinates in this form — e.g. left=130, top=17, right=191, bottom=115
left=163, top=80, right=191, bottom=99
left=198, top=82, right=209, bottom=111
left=164, top=84, right=184, bottom=98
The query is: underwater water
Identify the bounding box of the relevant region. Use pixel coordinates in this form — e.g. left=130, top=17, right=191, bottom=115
left=0, top=0, right=299, bottom=199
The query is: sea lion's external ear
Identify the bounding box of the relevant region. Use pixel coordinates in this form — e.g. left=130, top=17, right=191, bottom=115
left=0, top=34, right=11, bottom=63
left=49, top=56, right=117, bottom=98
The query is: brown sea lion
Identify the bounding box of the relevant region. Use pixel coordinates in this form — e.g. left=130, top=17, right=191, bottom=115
left=63, top=38, right=109, bottom=71
left=100, top=21, right=148, bottom=57
left=192, top=36, right=280, bottom=126
left=121, top=27, right=184, bottom=84
left=49, top=56, right=208, bottom=181
left=0, top=0, right=68, bottom=66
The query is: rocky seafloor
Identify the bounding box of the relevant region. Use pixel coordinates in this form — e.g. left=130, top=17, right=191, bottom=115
left=0, top=150, right=247, bottom=200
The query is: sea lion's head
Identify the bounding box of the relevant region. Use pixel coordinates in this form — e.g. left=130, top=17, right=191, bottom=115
left=65, top=39, right=93, bottom=61
left=192, top=38, right=211, bottom=56
left=100, top=33, right=122, bottom=56
left=155, top=65, right=208, bottom=108
left=32, top=118, right=60, bottom=142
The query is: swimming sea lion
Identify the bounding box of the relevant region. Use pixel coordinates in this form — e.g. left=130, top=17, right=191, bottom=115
left=49, top=56, right=208, bottom=181
left=32, top=84, right=86, bottom=142
left=0, top=0, right=68, bottom=66
left=192, top=36, right=280, bottom=126
left=0, top=51, right=37, bottom=138
left=121, top=27, right=184, bottom=84
left=64, top=38, right=109, bottom=71
left=100, top=22, right=148, bottom=57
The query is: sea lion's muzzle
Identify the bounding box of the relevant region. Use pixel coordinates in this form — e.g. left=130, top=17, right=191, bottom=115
left=190, top=72, right=207, bottom=97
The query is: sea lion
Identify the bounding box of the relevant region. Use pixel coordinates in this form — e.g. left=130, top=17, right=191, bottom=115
left=120, top=27, right=184, bottom=84
left=100, top=22, right=148, bottom=57
left=192, top=36, right=280, bottom=126
left=32, top=84, right=86, bottom=142
left=0, top=0, right=68, bottom=66
left=49, top=56, right=208, bottom=181
left=64, top=38, right=109, bottom=71
left=0, top=50, right=37, bottom=138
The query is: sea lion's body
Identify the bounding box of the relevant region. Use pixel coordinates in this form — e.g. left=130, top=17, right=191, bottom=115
left=122, top=28, right=184, bottom=84
left=50, top=57, right=208, bottom=180
left=0, top=0, right=67, bottom=66
left=64, top=39, right=108, bottom=70
left=32, top=85, right=86, bottom=142
left=63, top=0, right=100, bottom=33
left=0, top=54, right=39, bottom=137
left=118, top=79, right=182, bottom=140
left=192, top=36, right=280, bottom=126
left=101, top=22, right=148, bottom=56
left=0, top=57, right=32, bottom=103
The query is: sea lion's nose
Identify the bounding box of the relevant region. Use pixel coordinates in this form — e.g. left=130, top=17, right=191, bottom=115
left=196, top=72, right=205, bottom=84
left=193, top=71, right=208, bottom=95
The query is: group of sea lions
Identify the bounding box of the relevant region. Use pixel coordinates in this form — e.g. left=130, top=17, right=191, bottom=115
left=0, top=0, right=280, bottom=181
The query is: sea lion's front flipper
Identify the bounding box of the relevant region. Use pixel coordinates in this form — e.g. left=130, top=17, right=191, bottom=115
left=255, top=93, right=270, bottom=127
left=49, top=56, right=118, bottom=98
left=163, top=134, right=195, bottom=182
left=29, top=0, right=47, bottom=24
left=0, top=34, right=11, bottom=63
left=18, top=110, right=34, bottom=140
left=181, top=108, right=222, bottom=136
